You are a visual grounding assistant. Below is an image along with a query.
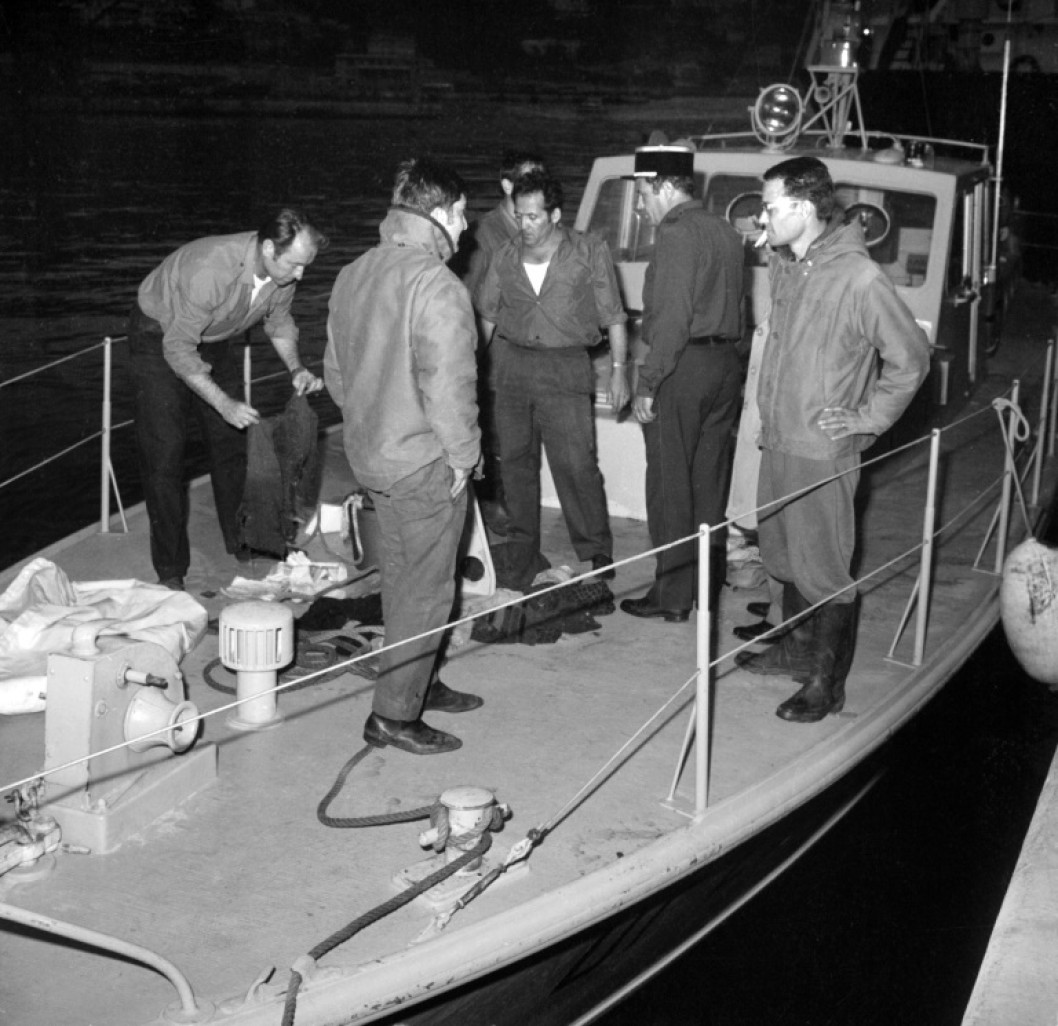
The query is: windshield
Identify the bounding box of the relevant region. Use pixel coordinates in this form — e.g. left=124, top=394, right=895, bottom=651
left=585, top=173, right=938, bottom=287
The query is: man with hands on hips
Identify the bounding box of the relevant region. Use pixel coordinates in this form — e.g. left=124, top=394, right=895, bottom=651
left=735, top=155, right=930, bottom=723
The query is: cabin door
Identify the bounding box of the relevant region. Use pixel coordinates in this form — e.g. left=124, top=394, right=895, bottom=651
left=945, top=183, right=988, bottom=391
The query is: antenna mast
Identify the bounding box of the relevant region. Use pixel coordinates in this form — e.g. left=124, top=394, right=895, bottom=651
left=801, top=1, right=867, bottom=150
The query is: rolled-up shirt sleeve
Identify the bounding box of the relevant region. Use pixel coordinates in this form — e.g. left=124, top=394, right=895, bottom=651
left=590, top=237, right=627, bottom=328
left=161, top=269, right=231, bottom=379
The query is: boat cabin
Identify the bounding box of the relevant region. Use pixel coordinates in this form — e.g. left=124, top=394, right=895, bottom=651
left=565, top=134, right=1000, bottom=518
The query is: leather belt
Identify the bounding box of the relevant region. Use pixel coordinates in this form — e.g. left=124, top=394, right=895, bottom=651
left=687, top=335, right=739, bottom=346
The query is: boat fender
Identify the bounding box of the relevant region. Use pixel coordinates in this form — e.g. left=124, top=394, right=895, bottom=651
left=1000, top=537, right=1058, bottom=686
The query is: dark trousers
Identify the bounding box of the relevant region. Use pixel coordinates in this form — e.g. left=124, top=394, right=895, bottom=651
left=495, top=343, right=612, bottom=589
left=128, top=305, right=247, bottom=581
left=643, top=343, right=742, bottom=610
left=757, top=448, right=859, bottom=606
left=370, top=458, right=467, bottom=721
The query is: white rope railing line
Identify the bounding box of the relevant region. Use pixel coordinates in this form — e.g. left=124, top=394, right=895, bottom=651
left=0, top=552, right=677, bottom=796
left=0, top=433, right=107, bottom=490
left=0, top=338, right=116, bottom=389
left=2, top=338, right=1051, bottom=803
left=543, top=670, right=700, bottom=835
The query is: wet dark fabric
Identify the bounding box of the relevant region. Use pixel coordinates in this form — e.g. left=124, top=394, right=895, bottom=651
left=237, top=394, right=320, bottom=557
left=471, top=577, right=615, bottom=646
left=296, top=593, right=385, bottom=631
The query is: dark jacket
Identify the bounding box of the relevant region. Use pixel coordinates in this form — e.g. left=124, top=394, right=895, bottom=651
left=238, top=394, right=319, bottom=556
left=324, top=207, right=481, bottom=492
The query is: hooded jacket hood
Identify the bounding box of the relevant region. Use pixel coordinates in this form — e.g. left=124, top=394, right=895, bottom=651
left=379, top=206, right=457, bottom=262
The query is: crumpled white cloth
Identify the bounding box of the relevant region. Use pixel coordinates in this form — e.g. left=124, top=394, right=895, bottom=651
left=221, top=551, right=351, bottom=602
left=0, top=558, right=208, bottom=715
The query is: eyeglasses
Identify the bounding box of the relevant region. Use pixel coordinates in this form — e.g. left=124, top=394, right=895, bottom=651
left=760, top=197, right=802, bottom=219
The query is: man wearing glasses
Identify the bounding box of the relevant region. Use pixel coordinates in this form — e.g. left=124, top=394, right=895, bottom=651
left=736, top=156, right=930, bottom=723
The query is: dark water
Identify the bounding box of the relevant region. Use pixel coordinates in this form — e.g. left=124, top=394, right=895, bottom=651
left=4, top=102, right=1058, bottom=1026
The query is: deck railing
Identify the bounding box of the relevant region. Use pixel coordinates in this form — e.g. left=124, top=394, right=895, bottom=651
left=0, top=337, right=323, bottom=545
left=676, top=339, right=1058, bottom=814
left=2, top=338, right=1057, bottom=827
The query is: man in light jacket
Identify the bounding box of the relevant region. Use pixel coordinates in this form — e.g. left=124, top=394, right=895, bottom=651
left=325, top=158, right=482, bottom=756
left=736, top=156, right=930, bottom=723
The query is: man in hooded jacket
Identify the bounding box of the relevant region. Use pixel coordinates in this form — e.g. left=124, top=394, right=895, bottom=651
left=325, top=158, right=482, bottom=756
left=735, top=156, right=930, bottom=723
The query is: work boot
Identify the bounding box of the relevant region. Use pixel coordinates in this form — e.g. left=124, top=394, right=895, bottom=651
left=776, top=598, right=858, bottom=723
left=735, top=582, right=814, bottom=678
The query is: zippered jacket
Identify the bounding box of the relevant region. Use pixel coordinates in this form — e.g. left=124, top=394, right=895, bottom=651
left=758, top=218, right=931, bottom=459
left=324, top=207, right=481, bottom=492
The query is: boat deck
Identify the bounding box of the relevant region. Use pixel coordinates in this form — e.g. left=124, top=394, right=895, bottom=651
left=1, top=284, right=1056, bottom=1026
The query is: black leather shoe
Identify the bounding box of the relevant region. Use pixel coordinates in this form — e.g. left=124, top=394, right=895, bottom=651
left=733, top=620, right=777, bottom=643
left=423, top=681, right=484, bottom=714
left=363, top=713, right=462, bottom=755
left=158, top=576, right=185, bottom=591
left=620, top=595, right=690, bottom=623
left=746, top=601, right=770, bottom=618
left=590, top=555, right=616, bottom=580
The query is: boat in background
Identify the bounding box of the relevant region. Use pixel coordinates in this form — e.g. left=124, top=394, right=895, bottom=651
left=2, top=8, right=1058, bottom=1025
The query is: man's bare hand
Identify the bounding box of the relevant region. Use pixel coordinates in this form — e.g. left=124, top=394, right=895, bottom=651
left=221, top=398, right=261, bottom=429
left=291, top=367, right=324, bottom=396
left=633, top=395, right=656, bottom=424
left=609, top=367, right=631, bottom=412
left=450, top=465, right=471, bottom=499
left=817, top=406, right=868, bottom=440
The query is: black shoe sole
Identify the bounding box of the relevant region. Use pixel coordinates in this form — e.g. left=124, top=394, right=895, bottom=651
left=620, top=599, right=690, bottom=623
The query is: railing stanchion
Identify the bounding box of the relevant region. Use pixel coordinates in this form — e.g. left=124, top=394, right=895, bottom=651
left=995, top=381, right=1018, bottom=573
left=695, top=524, right=711, bottom=815
left=1032, top=340, right=1054, bottom=506
left=99, top=337, right=113, bottom=534
left=243, top=345, right=252, bottom=405
left=913, top=430, right=941, bottom=666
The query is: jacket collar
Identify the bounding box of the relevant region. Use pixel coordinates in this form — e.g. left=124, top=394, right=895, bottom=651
left=380, top=206, right=456, bottom=261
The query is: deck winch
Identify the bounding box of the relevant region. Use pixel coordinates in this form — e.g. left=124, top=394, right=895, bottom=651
left=218, top=600, right=294, bottom=731
left=42, top=632, right=216, bottom=853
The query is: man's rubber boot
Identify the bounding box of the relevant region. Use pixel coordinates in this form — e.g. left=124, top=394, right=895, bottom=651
left=735, top=582, right=815, bottom=678
left=776, top=598, right=858, bottom=723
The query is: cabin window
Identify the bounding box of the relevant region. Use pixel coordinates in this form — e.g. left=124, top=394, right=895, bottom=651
left=835, top=184, right=936, bottom=288
left=585, top=177, right=657, bottom=262
left=706, top=174, right=767, bottom=267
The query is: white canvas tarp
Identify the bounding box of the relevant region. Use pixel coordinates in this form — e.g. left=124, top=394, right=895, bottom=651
left=0, top=558, right=207, bottom=715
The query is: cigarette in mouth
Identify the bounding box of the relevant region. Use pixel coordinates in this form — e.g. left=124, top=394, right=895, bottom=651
left=753, top=231, right=768, bottom=249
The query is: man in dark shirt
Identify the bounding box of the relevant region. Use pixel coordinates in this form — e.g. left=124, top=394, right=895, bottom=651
left=461, top=150, right=548, bottom=301
left=457, top=150, right=548, bottom=532
left=129, top=208, right=326, bottom=591
left=621, top=146, right=746, bottom=623
left=476, top=170, right=629, bottom=590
